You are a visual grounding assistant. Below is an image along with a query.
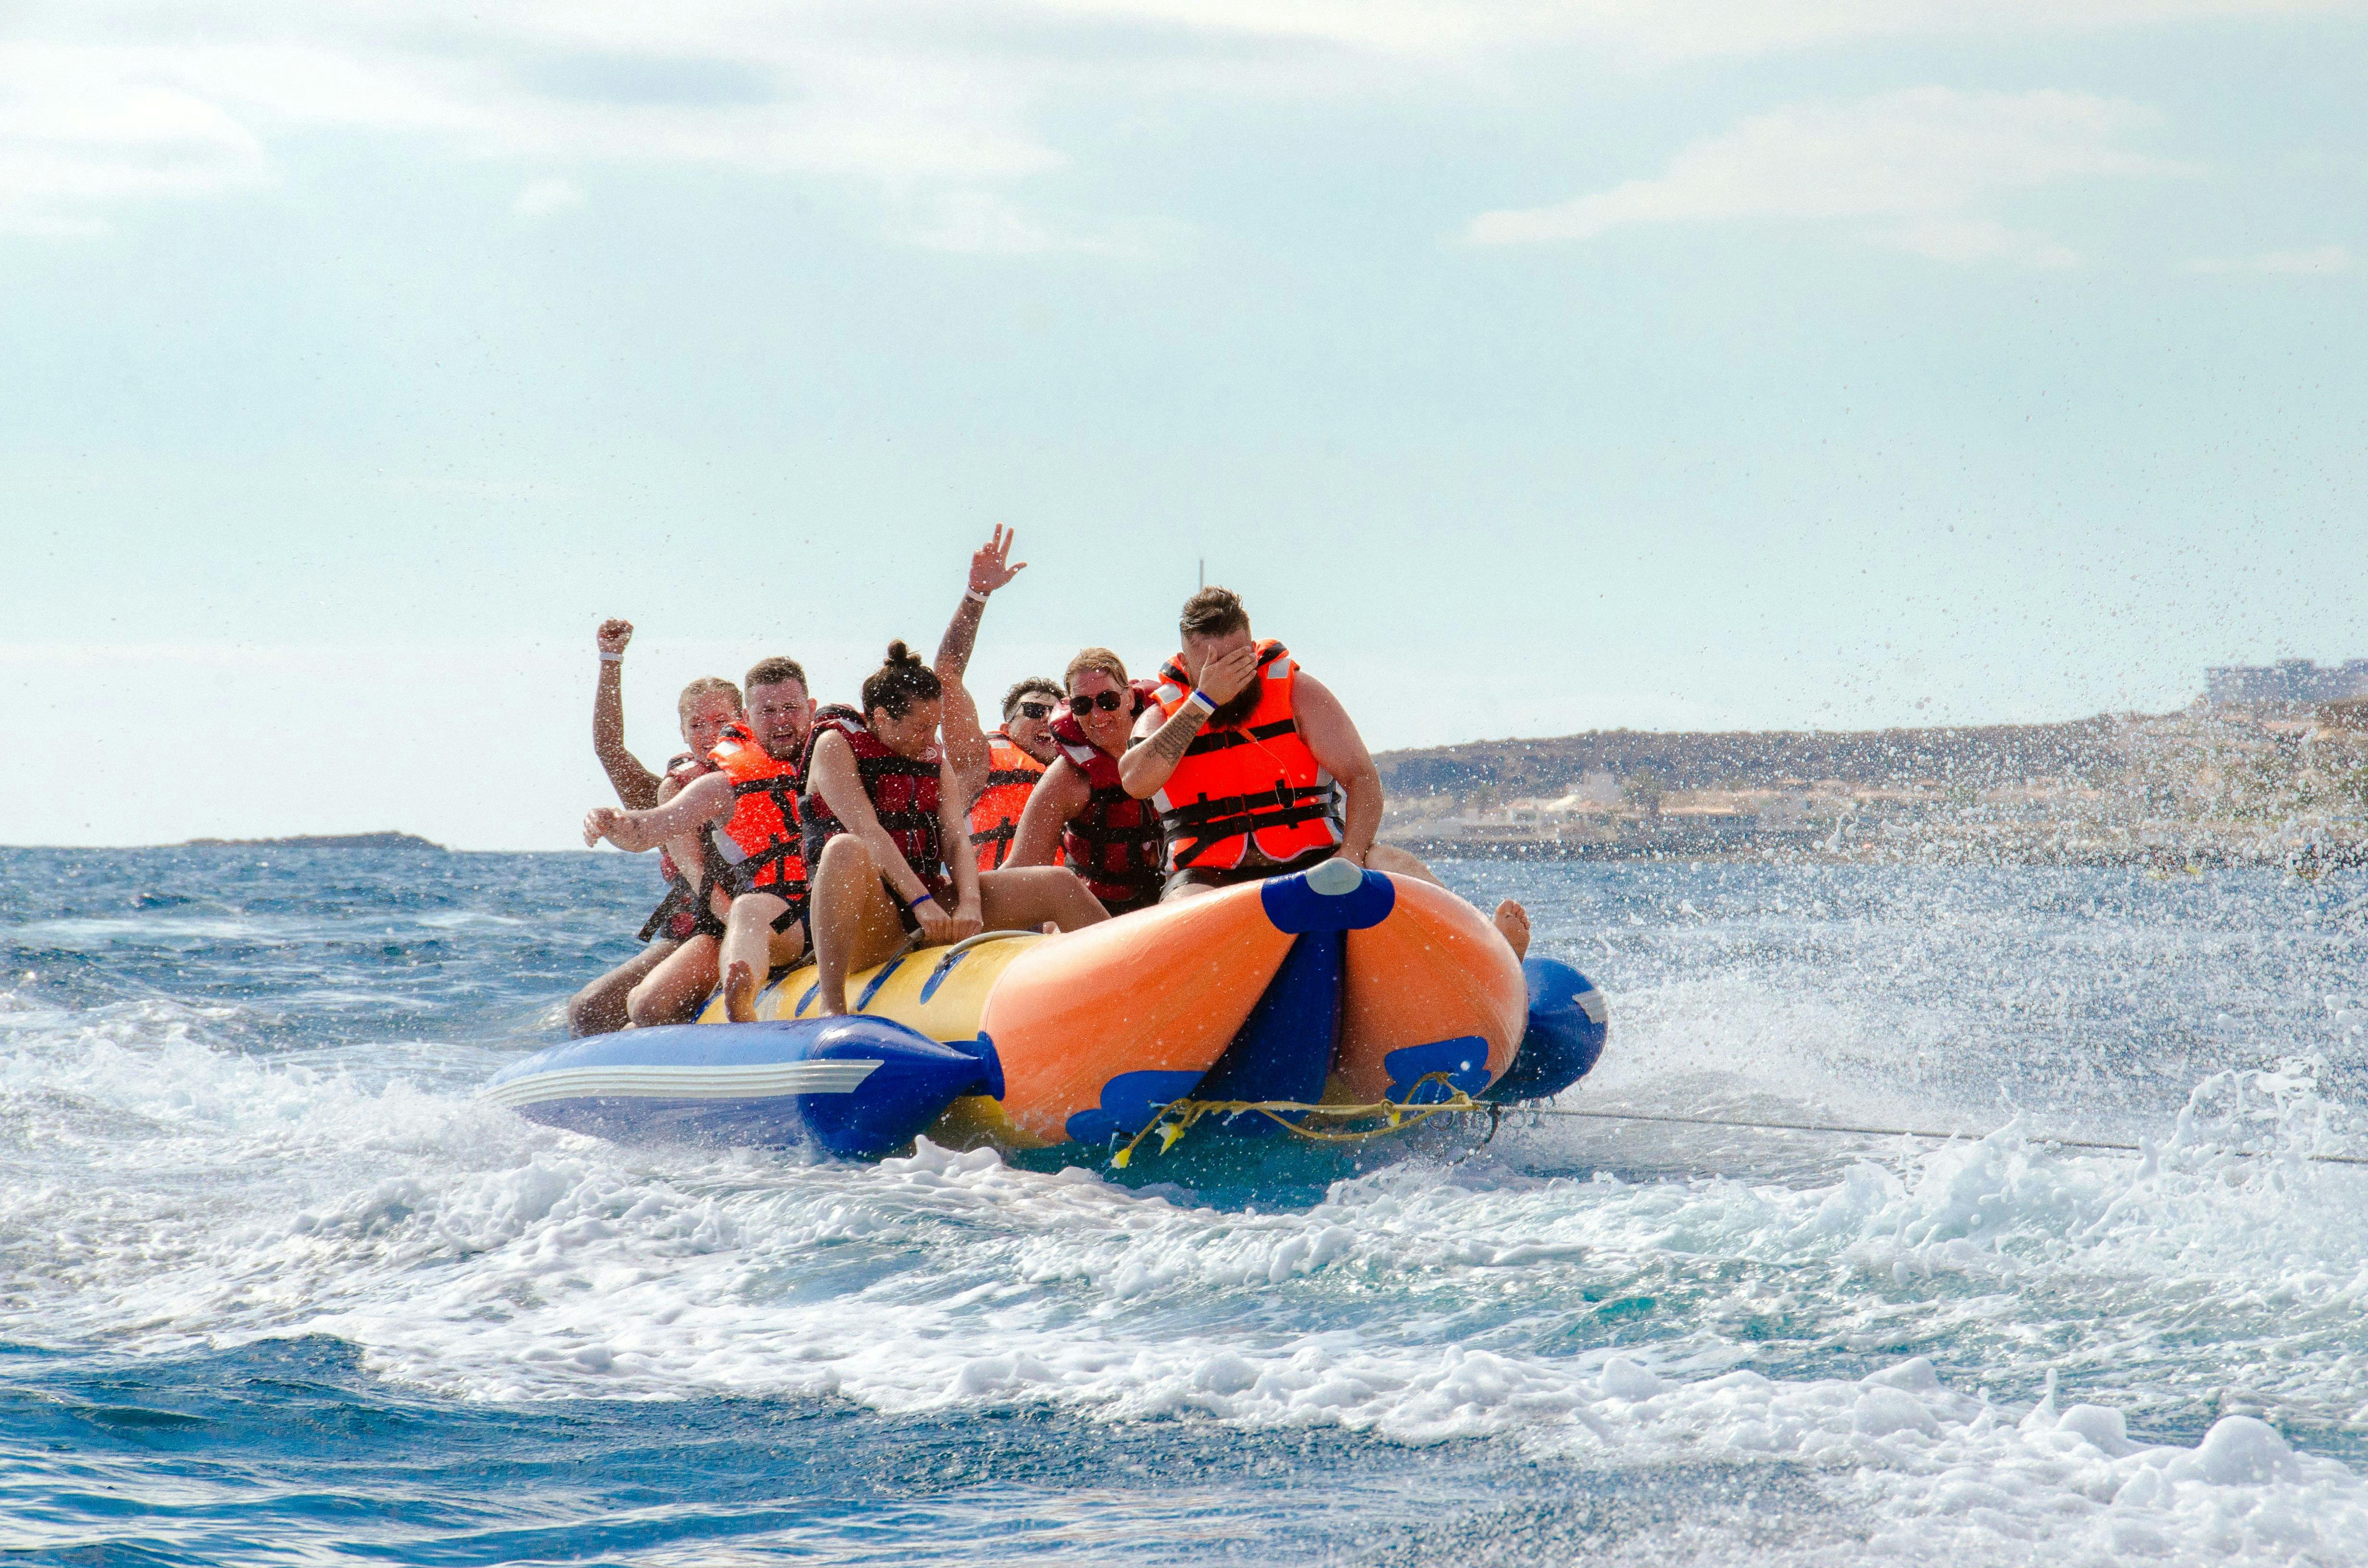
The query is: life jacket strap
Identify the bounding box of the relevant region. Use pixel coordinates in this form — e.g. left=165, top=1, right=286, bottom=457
left=1180, top=718, right=1298, bottom=758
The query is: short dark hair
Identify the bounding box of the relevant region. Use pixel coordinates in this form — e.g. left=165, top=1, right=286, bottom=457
left=743, top=656, right=808, bottom=693
left=862, top=642, right=942, bottom=721
left=1180, top=586, right=1249, bottom=641
left=1001, top=677, right=1061, bottom=720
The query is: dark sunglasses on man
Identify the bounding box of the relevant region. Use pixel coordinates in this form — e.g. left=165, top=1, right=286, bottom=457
left=1066, top=691, right=1127, bottom=715
left=1014, top=701, right=1054, bottom=720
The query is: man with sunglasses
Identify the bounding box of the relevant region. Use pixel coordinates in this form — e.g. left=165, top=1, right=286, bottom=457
left=928, top=527, right=1062, bottom=870
left=1007, top=649, right=1167, bottom=915
left=1121, top=587, right=1530, bottom=957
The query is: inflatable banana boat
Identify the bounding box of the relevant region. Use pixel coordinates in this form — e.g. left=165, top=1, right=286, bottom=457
left=488, top=861, right=1608, bottom=1164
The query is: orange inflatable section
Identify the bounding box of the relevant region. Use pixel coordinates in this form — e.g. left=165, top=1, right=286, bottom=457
left=1331, top=874, right=1527, bottom=1103
left=981, top=883, right=1296, bottom=1144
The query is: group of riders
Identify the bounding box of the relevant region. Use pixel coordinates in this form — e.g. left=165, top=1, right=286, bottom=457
left=569, top=528, right=1529, bottom=1037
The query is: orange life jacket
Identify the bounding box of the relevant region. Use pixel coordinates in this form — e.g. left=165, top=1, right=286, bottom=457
left=968, top=731, right=1047, bottom=871
left=1149, top=640, right=1344, bottom=872
left=710, top=728, right=807, bottom=901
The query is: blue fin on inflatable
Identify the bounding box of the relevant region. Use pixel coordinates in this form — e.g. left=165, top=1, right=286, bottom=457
left=484, top=1017, right=999, bottom=1160
left=1061, top=1068, right=1208, bottom=1148
left=1483, top=959, right=1609, bottom=1103
left=1195, top=927, right=1344, bottom=1135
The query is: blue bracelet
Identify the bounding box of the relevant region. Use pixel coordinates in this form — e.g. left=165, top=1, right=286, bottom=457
left=1186, top=688, right=1216, bottom=714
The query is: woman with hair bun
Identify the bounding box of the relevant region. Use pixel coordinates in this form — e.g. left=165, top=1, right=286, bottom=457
left=722, top=641, right=1110, bottom=1020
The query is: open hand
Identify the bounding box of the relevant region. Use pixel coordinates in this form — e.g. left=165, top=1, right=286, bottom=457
left=1197, top=643, right=1262, bottom=707
left=966, top=525, right=1028, bottom=597
left=596, top=619, right=634, bottom=656
left=583, top=807, right=621, bottom=847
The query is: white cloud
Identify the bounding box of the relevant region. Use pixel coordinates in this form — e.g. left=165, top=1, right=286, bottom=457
left=0, top=2, right=2340, bottom=244
left=1042, top=0, right=2359, bottom=62
left=513, top=177, right=583, bottom=218
left=1467, top=87, right=2190, bottom=265
left=2184, top=244, right=2352, bottom=274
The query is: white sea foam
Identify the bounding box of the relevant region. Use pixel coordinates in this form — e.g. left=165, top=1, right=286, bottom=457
left=6, top=1001, right=2368, bottom=1563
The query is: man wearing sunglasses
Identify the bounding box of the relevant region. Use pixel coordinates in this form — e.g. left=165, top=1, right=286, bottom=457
left=1007, top=649, right=1168, bottom=915
left=928, top=526, right=1062, bottom=871
left=1121, top=587, right=1529, bottom=956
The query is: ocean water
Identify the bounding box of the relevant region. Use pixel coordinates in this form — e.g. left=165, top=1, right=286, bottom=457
left=4, top=846, right=2367, bottom=1566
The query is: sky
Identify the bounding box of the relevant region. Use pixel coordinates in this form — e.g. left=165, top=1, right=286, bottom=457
left=3, top=0, right=2364, bottom=849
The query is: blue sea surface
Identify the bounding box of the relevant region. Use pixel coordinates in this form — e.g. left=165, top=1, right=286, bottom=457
left=4, top=846, right=2366, bottom=1564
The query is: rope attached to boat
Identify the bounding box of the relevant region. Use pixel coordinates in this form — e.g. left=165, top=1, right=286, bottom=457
left=1108, top=1073, right=1485, bottom=1166
left=1108, top=1092, right=2368, bottom=1169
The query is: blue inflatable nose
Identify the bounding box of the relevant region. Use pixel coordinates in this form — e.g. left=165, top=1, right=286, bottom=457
left=799, top=1017, right=1002, bottom=1159
left=1484, top=958, right=1609, bottom=1102
left=1258, top=858, right=1397, bottom=933
left=485, top=1016, right=999, bottom=1160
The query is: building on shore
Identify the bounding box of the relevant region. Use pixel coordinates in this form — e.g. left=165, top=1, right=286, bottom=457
left=2205, top=658, right=2368, bottom=707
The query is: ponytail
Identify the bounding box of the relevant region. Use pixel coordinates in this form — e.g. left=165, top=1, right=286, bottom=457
left=862, top=640, right=942, bottom=722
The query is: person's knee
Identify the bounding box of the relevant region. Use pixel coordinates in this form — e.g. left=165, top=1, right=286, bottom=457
left=816, top=834, right=875, bottom=880
left=625, top=981, right=681, bottom=1029
left=725, top=894, right=787, bottom=943
left=567, top=976, right=624, bottom=1037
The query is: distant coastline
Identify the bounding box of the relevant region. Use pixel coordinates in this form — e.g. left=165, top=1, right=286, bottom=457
left=1376, top=703, right=2368, bottom=871
left=176, top=832, right=447, bottom=852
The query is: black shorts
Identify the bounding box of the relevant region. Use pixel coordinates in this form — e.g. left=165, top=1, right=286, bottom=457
left=637, top=880, right=728, bottom=944
left=1161, top=845, right=1339, bottom=899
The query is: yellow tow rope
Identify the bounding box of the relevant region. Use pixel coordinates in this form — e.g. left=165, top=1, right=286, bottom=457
left=1108, top=1072, right=1489, bottom=1167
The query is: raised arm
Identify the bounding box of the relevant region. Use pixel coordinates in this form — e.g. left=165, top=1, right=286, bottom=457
left=1118, top=643, right=1262, bottom=799
left=583, top=771, right=733, bottom=852
left=934, top=526, right=1027, bottom=784
left=1288, top=672, right=1382, bottom=867
left=1009, top=758, right=1089, bottom=867
left=593, top=618, right=663, bottom=809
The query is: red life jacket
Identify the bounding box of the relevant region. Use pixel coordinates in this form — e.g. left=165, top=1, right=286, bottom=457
left=799, top=705, right=948, bottom=894
left=968, top=731, right=1047, bottom=872
left=710, top=725, right=807, bottom=899
left=640, top=734, right=740, bottom=941
left=1149, top=641, right=1344, bottom=872
left=1049, top=682, right=1165, bottom=912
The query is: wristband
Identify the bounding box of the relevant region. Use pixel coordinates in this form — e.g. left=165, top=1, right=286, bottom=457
left=1185, top=689, right=1216, bottom=716
left=598, top=651, right=623, bottom=663
left=964, top=589, right=989, bottom=605
left=908, top=892, right=938, bottom=913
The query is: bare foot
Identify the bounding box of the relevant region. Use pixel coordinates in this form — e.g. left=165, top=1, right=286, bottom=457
left=1041, top=920, right=1059, bottom=935
left=1492, top=899, right=1531, bottom=961
left=723, top=960, right=760, bottom=1023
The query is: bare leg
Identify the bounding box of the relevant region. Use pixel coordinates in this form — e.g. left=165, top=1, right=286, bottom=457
left=1161, top=879, right=1216, bottom=903
left=976, top=866, right=1110, bottom=932
left=567, top=940, right=678, bottom=1037
left=1364, top=845, right=1527, bottom=956
left=1364, top=845, right=1446, bottom=889
left=810, top=836, right=908, bottom=1016
left=718, top=892, right=809, bottom=1022
left=1491, top=899, right=1531, bottom=961
left=626, top=934, right=723, bottom=1028
left=723, top=959, right=762, bottom=1023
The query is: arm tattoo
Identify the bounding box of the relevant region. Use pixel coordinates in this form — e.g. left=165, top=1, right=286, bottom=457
left=1148, top=710, right=1206, bottom=764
